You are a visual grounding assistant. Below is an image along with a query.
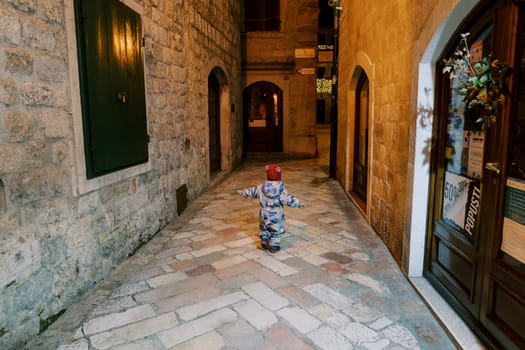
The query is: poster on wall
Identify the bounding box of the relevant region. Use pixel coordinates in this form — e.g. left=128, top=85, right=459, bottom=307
left=467, top=131, right=484, bottom=179
left=501, top=179, right=525, bottom=264
left=443, top=171, right=481, bottom=236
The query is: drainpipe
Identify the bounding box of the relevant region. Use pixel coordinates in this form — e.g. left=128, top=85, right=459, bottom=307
left=329, top=0, right=341, bottom=178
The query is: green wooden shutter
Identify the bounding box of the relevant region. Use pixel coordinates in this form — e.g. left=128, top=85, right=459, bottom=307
left=75, top=0, right=149, bottom=179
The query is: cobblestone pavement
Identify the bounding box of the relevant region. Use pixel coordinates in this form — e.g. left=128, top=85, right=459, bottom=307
left=26, top=157, right=457, bottom=350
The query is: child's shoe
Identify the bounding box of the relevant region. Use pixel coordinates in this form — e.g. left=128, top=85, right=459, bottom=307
left=269, top=246, right=280, bottom=254
left=261, top=240, right=269, bottom=250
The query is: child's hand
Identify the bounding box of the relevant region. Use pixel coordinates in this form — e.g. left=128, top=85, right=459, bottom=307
left=236, top=190, right=243, bottom=195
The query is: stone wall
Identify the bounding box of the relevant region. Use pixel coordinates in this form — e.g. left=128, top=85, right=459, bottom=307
left=336, top=0, right=458, bottom=268
left=0, top=0, right=242, bottom=348
left=243, top=0, right=318, bottom=156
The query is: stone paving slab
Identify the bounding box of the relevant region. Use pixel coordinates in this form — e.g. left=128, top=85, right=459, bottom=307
left=26, top=159, right=456, bottom=350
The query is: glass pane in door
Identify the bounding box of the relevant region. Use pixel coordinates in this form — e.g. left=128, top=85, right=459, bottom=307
left=440, top=28, right=492, bottom=241
left=500, top=28, right=525, bottom=273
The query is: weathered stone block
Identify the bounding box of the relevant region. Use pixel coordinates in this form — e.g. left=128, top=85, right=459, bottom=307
left=0, top=4, right=22, bottom=45
left=9, top=169, right=49, bottom=204
left=3, top=110, right=33, bottom=142
left=20, top=82, right=52, bottom=106
left=0, top=143, right=44, bottom=174
left=40, top=236, right=68, bottom=268
left=64, top=216, right=94, bottom=251
left=0, top=239, right=39, bottom=289
left=21, top=17, right=56, bottom=51
left=14, top=269, right=53, bottom=311
left=40, top=108, right=70, bottom=139
left=0, top=315, right=39, bottom=350
left=6, top=0, right=36, bottom=13
left=36, top=55, right=67, bottom=82
left=51, top=140, right=69, bottom=165
left=5, top=48, right=33, bottom=74
left=0, top=78, right=19, bottom=105
left=39, top=0, right=64, bottom=23
left=24, top=138, right=47, bottom=160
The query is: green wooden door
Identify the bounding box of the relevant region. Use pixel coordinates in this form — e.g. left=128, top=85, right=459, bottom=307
left=75, top=0, right=148, bottom=178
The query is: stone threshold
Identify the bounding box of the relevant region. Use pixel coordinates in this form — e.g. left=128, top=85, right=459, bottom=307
left=409, top=277, right=487, bottom=350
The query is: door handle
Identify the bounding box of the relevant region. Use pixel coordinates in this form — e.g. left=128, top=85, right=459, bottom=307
left=117, top=91, right=127, bottom=104
left=485, top=162, right=500, bottom=174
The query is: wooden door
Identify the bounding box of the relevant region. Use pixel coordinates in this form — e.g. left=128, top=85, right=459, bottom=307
left=352, top=72, right=369, bottom=206
left=426, top=2, right=525, bottom=349
left=478, top=4, right=525, bottom=349
left=244, top=82, right=283, bottom=153
left=208, top=72, right=221, bottom=175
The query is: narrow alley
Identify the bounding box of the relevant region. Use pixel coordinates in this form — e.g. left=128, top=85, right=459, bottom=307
left=26, top=153, right=457, bottom=349
left=4, top=1, right=525, bottom=349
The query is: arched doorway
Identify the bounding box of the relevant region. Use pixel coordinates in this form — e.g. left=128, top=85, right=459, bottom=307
left=243, top=82, right=283, bottom=152
left=208, top=72, right=221, bottom=175
left=351, top=71, right=369, bottom=211
left=207, top=66, right=232, bottom=177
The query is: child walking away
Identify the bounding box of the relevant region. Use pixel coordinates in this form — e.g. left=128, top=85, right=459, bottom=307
left=238, top=164, right=304, bottom=253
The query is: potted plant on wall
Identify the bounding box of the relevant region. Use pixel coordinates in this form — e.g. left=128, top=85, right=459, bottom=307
left=442, top=33, right=511, bottom=128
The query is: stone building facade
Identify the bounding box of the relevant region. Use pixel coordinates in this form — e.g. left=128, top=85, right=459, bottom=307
left=336, top=0, right=525, bottom=348
left=0, top=0, right=242, bottom=347
left=242, top=0, right=318, bottom=156
left=336, top=0, right=459, bottom=270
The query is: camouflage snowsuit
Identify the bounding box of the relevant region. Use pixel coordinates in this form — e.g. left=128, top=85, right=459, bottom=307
left=239, top=180, right=304, bottom=248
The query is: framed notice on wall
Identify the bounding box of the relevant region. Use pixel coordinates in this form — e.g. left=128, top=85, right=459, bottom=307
left=501, top=179, right=525, bottom=264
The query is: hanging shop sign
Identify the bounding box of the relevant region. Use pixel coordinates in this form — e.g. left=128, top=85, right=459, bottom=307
left=318, top=51, right=333, bottom=62
left=294, top=48, right=316, bottom=59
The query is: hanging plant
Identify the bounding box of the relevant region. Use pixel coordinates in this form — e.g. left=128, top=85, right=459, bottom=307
left=442, top=33, right=511, bottom=128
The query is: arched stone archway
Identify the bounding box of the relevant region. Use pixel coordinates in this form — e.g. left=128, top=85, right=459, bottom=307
left=243, top=81, right=284, bottom=153
left=208, top=67, right=232, bottom=176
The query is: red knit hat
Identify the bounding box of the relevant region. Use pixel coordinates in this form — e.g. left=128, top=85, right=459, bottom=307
left=265, top=164, right=281, bottom=180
